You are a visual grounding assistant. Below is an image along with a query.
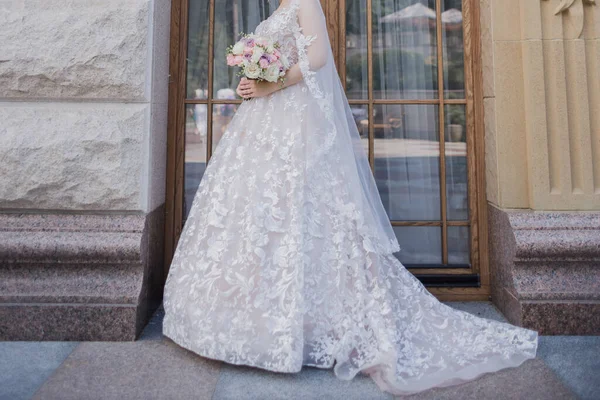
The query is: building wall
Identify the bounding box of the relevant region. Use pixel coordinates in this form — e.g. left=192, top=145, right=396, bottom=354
left=482, top=0, right=600, bottom=210
left=0, top=0, right=170, bottom=213
left=482, top=0, right=600, bottom=334
left=0, top=0, right=172, bottom=340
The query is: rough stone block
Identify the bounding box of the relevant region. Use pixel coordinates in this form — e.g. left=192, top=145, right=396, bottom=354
left=488, top=205, right=600, bottom=335
left=0, top=0, right=150, bottom=100
left=0, top=103, right=147, bottom=210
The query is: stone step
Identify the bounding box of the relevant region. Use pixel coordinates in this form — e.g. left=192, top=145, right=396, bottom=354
left=0, top=263, right=143, bottom=304
left=0, top=210, right=164, bottom=341
left=513, top=263, right=600, bottom=301
left=0, top=213, right=147, bottom=264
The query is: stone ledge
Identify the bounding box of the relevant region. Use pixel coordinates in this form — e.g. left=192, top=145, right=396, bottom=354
left=488, top=205, right=600, bottom=335
left=0, top=232, right=144, bottom=263
left=0, top=213, right=147, bottom=263
left=0, top=263, right=142, bottom=304
left=0, top=304, right=138, bottom=341
left=0, top=207, right=164, bottom=341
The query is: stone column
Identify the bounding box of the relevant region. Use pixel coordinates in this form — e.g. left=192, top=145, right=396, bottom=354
left=0, top=0, right=171, bottom=340
left=483, top=0, right=600, bottom=334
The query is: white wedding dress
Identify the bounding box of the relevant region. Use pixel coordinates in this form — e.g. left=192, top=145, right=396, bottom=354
left=162, top=0, right=538, bottom=395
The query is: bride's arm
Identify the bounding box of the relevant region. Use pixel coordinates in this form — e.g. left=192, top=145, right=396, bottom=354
left=237, top=0, right=328, bottom=99
left=236, top=63, right=303, bottom=99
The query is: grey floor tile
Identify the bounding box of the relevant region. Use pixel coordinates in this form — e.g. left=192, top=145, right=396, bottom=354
left=537, top=336, right=600, bottom=400
left=0, top=341, right=78, bottom=400
left=444, top=301, right=509, bottom=323
left=32, top=340, right=221, bottom=400
left=213, top=364, right=393, bottom=400
left=399, top=358, right=575, bottom=400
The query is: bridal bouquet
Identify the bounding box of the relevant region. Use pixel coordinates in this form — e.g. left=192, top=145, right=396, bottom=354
left=226, top=34, right=289, bottom=84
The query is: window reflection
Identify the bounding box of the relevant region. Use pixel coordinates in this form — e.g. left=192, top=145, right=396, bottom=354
left=393, top=226, right=442, bottom=265
left=448, top=226, right=470, bottom=264
left=374, top=105, right=440, bottom=221
left=442, top=2, right=464, bottom=98
left=350, top=104, right=370, bottom=154
left=212, top=101, right=239, bottom=152
left=345, top=0, right=368, bottom=99
left=445, top=104, right=468, bottom=220
left=184, top=104, right=208, bottom=220
left=372, top=0, right=438, bottom=99
left=187, top=0, right=210, bottom=98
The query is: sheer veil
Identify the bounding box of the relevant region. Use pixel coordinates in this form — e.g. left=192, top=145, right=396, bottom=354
left=291, top=0, right=400, bottom=254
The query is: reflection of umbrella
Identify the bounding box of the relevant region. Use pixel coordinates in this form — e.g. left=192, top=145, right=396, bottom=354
left=380, top=3, right=436, bottom=23
left=442, top=9, right=462, bottom=24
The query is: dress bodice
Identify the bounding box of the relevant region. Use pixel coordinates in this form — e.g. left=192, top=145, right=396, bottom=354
left=254, top=4, right=300, bottom=66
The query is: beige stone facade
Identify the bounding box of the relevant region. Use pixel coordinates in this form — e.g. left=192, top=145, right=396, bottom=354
left=483, top=0, right=600, bottom=210
left=483, top=0, right=600, bottom=334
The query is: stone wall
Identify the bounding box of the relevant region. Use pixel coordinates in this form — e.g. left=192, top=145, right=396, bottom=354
left=0, top=0, right=171, bottom=340
left=482, top=0, right=600, bottom=210
left=482, top=0, right=600, bottom=334
left=0, top=0, right=170, bottom=212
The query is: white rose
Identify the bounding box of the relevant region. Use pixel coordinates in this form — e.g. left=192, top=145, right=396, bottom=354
left=244, top=62, right=261, bottom=79
left=264, top=64, right=280, bottom=82
left=266, top=44, right=275, bottom=53
left=279, top=53, right=289, bottom=69
left=232, top=41, right=244, bottom=55
left=251, top=47, right=264, bottom=63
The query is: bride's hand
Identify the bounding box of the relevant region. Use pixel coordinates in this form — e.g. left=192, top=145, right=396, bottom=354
left=236, top=77, right=276, bottom=99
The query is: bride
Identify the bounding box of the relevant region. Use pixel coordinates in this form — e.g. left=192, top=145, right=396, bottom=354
left=162, top=0, right=538, bottom=395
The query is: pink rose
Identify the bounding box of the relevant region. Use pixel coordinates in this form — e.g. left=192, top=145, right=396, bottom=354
left=270, top=53, right=279, bottom=62
left=226, top=54, right=236, bottom=66
left=259, top=58, right=270, bottom=68
left=244, top=46, right=253, bottom=54
left=233, top=55, right=244, bottom=65
left=273, top=49, right=281, bottom=58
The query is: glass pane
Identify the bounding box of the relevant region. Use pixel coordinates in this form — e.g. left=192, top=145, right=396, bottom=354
left=213, top=0, right=275, bottom=98
left=448, top=226, right=470, bottom=264
left=350, top=104, right=369, bottom=154
left=212, top=103, right=239, bottom=152
left=372, top=0, right=438, bottom=100
left=445, top=105, right=468, bottom=220
left=184, top=104, right=208, bottom=221
left=345, top=0, right=368, bottom=99
left=186, top=0, right=210, bottom=99
left=442, top=0, right=464, bottom=99
left=392, top=226, right=442, bottom=265
left=374, top=104, right=440, bottom=221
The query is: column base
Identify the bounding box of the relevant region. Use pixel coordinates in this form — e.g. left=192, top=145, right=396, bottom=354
left=488, top=205, right=600, bottom=335
left=0, top=205, right=164, bottom=341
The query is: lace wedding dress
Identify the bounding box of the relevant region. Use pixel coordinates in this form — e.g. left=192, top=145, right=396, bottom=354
left=162, top=0, right=538, bottom=395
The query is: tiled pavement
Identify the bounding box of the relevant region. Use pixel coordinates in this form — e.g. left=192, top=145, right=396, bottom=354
left=1, top=302, right=598, bottom=400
